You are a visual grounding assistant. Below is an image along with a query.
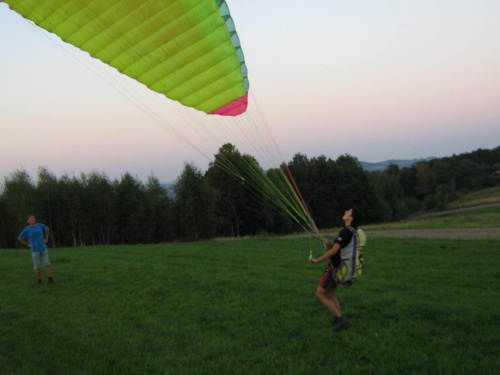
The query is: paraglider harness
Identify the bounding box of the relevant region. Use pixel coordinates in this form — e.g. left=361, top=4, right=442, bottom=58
left=328, top=226, right=366, bottom=287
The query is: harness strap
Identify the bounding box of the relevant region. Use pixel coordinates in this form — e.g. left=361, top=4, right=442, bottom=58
left=348, top=226, right=358, bottom=280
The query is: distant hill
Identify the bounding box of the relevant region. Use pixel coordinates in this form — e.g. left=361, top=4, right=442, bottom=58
left=360, top=157, right=435, bottom=172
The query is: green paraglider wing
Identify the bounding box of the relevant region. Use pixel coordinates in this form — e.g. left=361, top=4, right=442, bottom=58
left=3, top=0, right=249, bottom=116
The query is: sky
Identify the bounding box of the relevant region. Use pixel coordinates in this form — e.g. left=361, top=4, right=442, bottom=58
left=1, top=0, right=499, bottom=183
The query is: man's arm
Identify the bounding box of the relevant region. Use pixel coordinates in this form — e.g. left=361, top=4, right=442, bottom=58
left=309, top=242, right=341, bottom=264
left=18, top=238, right=32, bottom=248
left=44, top=229, right=50, bottom=244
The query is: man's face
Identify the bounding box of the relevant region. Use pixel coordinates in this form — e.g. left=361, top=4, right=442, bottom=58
left=342, top=209, right=353, bottom=223
left=27, top=216, right=36, bottom=226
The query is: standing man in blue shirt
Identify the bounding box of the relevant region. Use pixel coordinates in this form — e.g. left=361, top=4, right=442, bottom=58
left=18, top=214, right=53, bottom=285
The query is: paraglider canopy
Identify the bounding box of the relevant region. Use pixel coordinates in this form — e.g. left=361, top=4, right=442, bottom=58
left=3, top=0, right=249, bottom=115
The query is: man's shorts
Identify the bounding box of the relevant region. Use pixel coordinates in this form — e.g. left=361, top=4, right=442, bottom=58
left=318, top=266, right=336, bottom=289
left=32, top=250, right=50, bottom=269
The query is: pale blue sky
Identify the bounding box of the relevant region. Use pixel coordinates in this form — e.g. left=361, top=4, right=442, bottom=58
left=1, top=0, right=499, bottom=182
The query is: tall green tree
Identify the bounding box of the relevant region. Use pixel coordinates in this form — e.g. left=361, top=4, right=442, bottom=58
left=56, top=174, right=86, bottom=247
left=205, top=144, right=268, bottom=237
left=2, top=169, right=36, bottom=248
left=287, top=153, right=313, bottom=206
left=414, top=161, right=436, bottom=199
left=34, top=167, right=60, bottom=247
left=81, top=171, right=116, bottom=245
left=114, top=173, right=150, bottom=244
left=145, top=175, right=175, bottom=242
left=368, top=166, right=401, bottom=222
left=0, top=193, right=9, bottom=248
left=308, top=155, right=341, bottom=228
left=173, top=162, right=214, bottom=241
left=334, top=154, right=382, bottom=224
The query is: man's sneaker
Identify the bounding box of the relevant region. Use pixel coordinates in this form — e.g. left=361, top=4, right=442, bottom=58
left=333, top=316, right=349, bottom=332
left=48, top=277, right=54, bottom=284
left=37, top=279, right=42, bottom=285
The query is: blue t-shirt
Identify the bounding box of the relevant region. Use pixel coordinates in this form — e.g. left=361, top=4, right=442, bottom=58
left=18, top=223, right=49, bottom=252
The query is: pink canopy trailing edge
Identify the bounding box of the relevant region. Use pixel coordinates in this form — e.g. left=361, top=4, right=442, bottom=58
left=211, top=94, right=248, bottom=116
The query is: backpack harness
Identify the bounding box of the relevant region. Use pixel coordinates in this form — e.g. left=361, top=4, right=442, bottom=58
left=329, top=226, right=366, bottom=287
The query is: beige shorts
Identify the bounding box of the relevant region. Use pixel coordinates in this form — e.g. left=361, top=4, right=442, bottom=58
left=32, top=249, right=50, bottom=269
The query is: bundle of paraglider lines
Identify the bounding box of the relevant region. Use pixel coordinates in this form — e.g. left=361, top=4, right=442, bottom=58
left=3, top=0, right=323, bottom=241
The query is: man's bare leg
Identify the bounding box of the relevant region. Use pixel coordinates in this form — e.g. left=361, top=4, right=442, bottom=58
left=315, top=285, right=341, bottom=317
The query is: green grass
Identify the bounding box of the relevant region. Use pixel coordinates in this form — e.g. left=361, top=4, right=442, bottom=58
left=447, top=187, right=500, bottom=209
left=1, top=237, right=499, bottom=374
left=361, top=187, right=500, bottom=231
left=364, top=206, right=500, bottom=230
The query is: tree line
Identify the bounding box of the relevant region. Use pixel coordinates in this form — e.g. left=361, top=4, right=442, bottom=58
left=367, top=146, right=500, bottom=221
left=1, top=145, right=498, bottom=248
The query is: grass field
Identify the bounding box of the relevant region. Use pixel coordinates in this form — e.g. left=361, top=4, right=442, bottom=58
left=1, top=234, right=499, bottom=374
left=447, top=187, right=500, bottom=209
left=364, top=205, right=500, bottom=230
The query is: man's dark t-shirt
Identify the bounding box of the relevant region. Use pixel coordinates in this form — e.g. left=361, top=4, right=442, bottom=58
left=330, top=226, right=357, bottom=267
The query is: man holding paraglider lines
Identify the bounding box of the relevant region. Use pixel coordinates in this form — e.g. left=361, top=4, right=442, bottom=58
left=310, top=207, right=365, bottom=332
